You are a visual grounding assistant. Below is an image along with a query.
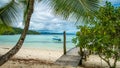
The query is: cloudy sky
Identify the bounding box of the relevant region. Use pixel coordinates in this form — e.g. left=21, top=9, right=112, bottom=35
left=19, top=0, right=120, bottom=33
left=1, top=0, right=120, bottom=33
left=17, top=0, right=77, bottom=33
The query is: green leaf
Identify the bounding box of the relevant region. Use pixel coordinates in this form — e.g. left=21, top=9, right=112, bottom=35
left=47, top=0, right=100, bottom=22
left=0, top=0, right=21, bottom=25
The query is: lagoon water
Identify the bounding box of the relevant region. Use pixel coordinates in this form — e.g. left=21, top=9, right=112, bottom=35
left=0, top=35, right=75, bottom=51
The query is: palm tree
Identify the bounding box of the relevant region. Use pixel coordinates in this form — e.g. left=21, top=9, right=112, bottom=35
left=0, top=0, right=35, bottom=66
left=0, top=0, right=99, bottom=66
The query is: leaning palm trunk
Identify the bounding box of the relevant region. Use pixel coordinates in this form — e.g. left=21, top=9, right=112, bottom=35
left=0, top=0, right=34, bottom=66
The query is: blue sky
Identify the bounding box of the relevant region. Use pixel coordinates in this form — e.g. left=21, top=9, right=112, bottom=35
left=103, top=0, right=120, bottom=6
left=1, top=0, right=120, bottom=33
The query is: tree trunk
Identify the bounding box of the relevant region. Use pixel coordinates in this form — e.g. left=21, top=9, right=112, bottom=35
left=0, top=0, right=34, bottom=66
left=78, top=47, right=83, bottom=65
left=98, top=53, right=113, bottom=68
left=111, top=55, right=118, bottom=68
left=79, top=47, right=83, bottom=58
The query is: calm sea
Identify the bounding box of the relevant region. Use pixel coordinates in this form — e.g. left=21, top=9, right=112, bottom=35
left=0, top=35, right=76, bottom=50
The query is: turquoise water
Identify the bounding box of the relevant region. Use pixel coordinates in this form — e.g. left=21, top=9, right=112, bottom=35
left=0, top=35, right=76, bottom=50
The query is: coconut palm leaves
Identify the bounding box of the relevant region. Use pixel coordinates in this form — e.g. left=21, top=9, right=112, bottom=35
left=48, top=0, right=100, bottom=22
left=0, top=0, right=20, bottom=26
left=0, top=0, right=41, bottom=25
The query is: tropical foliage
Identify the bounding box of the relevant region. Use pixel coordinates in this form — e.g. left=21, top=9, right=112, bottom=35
left=0, top=27, right=39, bottom=35
left=48, top=0, right=100, bottom=22
left=73, top=2, right=120, bottom=68
left=0, top=0, right=20, bottom=33
left=0, top=24, right=13, bottom=34
left=0, top=0, right=20, bottom=25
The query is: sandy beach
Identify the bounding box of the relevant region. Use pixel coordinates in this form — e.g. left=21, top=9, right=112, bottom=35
left=0, top=46, right=63, bottom=63
left=0, top=47, right=83, bottom=68
left=82, top=55, right=120, bottom=68
left=0, top=47, right=120, bottom=68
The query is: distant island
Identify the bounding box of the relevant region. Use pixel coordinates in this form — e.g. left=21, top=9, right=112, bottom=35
left=1, top=27, right=40, bottom=35
left=1, top=27, right=76, bottom=35
left=38, top=30, right=75, bottom=35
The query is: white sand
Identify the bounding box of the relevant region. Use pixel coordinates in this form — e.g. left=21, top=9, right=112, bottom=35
left=0, top=47, right=120, bottom=68
left=0, top=47, right=63, bottom=63
left=0, top=47, right=84, bottom=68
left=83, top=55, right=120, bottom=68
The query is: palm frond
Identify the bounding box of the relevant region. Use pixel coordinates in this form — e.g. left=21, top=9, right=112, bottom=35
left=17, top=0, right=28, bottom=6
left=0, top=0, right=20, bottom=26
left=47, top=0, right=100, bottom=22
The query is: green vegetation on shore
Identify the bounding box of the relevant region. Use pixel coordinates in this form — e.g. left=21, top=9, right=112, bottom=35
left=0, top=27, right=40, bottom=35
left=73, top=2, right=120, bottom=68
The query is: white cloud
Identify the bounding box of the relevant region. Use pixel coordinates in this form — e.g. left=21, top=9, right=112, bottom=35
left=25, top=1, right=77, bottom=33
left=14, top=0, right=78, bottom=33
left=16, top=22, right=24, bottom=28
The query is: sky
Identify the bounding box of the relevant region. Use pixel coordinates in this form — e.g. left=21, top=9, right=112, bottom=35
left=17, top=0, right=77, bottom=33
left=0, top=0, right=77, bottom=33
left=103, top=0, right=120, bottom=6
left=34, top=1, right=77, bottom=33
left=0, top=0, right=120, bottom=33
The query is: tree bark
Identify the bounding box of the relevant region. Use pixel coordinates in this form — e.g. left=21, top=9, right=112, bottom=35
left=0, top=0, right=34, bottom=66
left=78, top=47, right=83, bottom=65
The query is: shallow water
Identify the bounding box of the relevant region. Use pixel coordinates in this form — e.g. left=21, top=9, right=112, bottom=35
left=0, top=34, right=75, bottom=51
